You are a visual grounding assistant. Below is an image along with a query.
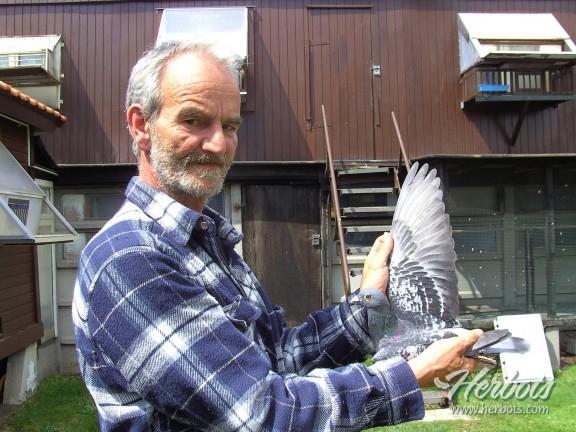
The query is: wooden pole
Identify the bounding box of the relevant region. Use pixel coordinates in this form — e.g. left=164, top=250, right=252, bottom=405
left=391, top=111, right=411, bottom=170
left=321, top=105, right=351, bottom=297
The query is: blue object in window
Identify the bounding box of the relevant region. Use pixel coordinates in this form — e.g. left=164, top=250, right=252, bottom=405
left=479, top=84, right=510, bottom=93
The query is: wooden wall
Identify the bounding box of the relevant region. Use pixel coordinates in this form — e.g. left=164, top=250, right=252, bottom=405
left=0, top=116, right=42, bottom=360
left=0, top=0, right=575, bottom=164
left=0, top=245, right=40, bottom=357
left=0, top=116, right=28, bottom=164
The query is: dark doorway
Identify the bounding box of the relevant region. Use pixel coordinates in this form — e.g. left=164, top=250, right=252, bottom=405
left=242, top=184, right=322, bottom=326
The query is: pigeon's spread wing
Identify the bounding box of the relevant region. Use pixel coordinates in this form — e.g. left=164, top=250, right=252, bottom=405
left=388, top=162, right=459, bottom=328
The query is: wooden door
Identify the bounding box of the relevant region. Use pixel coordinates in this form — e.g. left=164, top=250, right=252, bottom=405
left=307, top=7, right=375, bottom=159
left=242, top=184, right=322, bottom=326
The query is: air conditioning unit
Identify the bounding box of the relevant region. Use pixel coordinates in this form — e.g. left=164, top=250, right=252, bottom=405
left=0, top=35, right=63, bottom=109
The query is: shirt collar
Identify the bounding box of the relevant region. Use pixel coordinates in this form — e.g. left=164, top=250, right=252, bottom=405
left=125, top=177, right=243, bottom=246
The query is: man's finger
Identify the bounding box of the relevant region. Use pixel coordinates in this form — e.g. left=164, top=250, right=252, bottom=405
left=460, top=329, right=483, bottom=352
left=367, top=232, right=393, bottom=262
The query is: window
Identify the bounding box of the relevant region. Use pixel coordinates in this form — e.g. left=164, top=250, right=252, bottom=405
left=446, top=186, right=502, bottom=260
left=156, top=7, right=254, bottom=110
left=56, top=184, right=243, bottom=265
left=56, top=190, right=124, bottom=267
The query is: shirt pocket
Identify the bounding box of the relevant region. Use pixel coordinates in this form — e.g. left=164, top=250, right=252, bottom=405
left=222, top=295, right=262, bottom=334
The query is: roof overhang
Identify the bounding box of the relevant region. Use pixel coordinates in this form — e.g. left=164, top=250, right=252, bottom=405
left=0, top=81, right=66, bottom=132
left=0, top=90, right=62, bottom=132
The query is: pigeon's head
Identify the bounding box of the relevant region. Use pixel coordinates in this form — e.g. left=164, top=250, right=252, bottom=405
left=358, top=288, right=389, bottom=309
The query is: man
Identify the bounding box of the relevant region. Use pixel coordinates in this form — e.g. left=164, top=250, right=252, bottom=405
left=73, top=41, right=481, bottom=431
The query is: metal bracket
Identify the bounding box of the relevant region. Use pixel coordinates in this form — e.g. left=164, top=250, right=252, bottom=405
left=311, top=233, right=321, bottom=248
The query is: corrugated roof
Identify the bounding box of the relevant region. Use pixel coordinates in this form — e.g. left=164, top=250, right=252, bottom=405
left=0, top=80, right=67, bottom=123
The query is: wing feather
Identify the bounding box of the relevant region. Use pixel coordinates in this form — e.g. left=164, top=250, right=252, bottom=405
left=389, top=162, right=459, bottom=327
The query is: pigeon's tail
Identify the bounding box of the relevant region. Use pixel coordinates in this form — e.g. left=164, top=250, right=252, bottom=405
left=477, top=337, right=530, bottom=355
left=464, top=329, right=530, bottom=357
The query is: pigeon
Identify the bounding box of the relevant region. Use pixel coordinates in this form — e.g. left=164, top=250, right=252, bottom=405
left=355, top=162, right=529, bottom=362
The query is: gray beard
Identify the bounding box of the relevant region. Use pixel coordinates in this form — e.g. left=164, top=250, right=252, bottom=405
left=149, top=136, right=231, bottom=202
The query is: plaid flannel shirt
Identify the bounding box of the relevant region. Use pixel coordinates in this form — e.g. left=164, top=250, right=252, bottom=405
left=73, top=177, right=424, bottom=431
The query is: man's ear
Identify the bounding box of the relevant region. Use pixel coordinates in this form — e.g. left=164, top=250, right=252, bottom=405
left=127, top=104, right=151, bottom=154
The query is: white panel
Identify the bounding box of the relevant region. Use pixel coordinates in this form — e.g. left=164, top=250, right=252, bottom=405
left=156, top=8, right=248, bottom=60
left=56, top=268, right=78, bottom=305
left=495, top=314, right=553, bottom=384
left=459, top=14, right=569, bottom=40
left=0, top=35, right=60, bottom=53
left=57, top=306, right=75, bottom=344
left=38, top=243, right=56, bottom=341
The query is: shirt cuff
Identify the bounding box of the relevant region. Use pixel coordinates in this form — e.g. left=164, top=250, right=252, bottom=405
left=337, top=292, right=373, bottom=355
left=369, top=357, right=425, bottom=424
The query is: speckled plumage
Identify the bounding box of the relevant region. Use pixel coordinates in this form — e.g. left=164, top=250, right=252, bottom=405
left=370, top=162, right=461, bottom=360
left=361, top=163, right=527, bottom=361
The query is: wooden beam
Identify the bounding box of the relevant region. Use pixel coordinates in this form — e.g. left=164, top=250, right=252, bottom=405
left=322, top=105, right=350, bottom=297
left=544, top=167, right=556, bottom=317
left=306, top=4, right=372, bottom=9
left=0, top=323, right=43, bottom=360
left=391, top=111, right=411, bottom=170
left=509, top=101, right=531, bottom=146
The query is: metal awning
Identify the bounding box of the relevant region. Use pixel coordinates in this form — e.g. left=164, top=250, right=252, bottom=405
left=0, top=141, right=77, bottom=244
left=458, top=13, right=576, bottom=74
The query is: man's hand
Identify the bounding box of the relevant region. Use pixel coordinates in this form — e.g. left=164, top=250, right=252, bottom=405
left=407, top=329, right=483, bottom=387
left=360, top=232, right=393, bottom=295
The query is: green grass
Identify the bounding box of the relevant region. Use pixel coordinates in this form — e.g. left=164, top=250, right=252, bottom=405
left=5, top=366, right=576, bottom=431
left=368, top=365, right=576, bottom=432
left=5, top=374, right=98, bottom=432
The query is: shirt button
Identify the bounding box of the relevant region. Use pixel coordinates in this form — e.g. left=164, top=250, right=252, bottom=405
left=199, top=221, right=209, bottom=231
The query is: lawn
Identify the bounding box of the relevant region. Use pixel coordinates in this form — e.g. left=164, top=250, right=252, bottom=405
left=4, top=374, right=98, bottom=432
left=370, top=365, right=576, bottom=432
left=3, top=366, right=575, bottom=431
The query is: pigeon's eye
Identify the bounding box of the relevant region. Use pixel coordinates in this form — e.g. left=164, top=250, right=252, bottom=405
left=365, top=294, right=372, bottom=300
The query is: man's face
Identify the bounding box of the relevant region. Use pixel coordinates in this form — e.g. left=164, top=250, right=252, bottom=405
left=148, top=52, right=241, bottom=202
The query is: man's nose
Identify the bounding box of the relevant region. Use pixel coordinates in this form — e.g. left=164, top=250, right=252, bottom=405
left=201, top=125, right=227, bottom=154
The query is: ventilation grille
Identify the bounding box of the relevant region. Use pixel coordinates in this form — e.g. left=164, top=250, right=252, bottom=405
left=8, top=198, right=29, bottom=225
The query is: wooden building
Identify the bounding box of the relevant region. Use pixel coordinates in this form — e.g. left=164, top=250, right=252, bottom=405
left=0, top=79, right=70, bottom=403
left=0, top=0, right=574, bottom=374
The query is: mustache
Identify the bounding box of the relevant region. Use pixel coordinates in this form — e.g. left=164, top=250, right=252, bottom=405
left=181, top=150, right=228, bottom=167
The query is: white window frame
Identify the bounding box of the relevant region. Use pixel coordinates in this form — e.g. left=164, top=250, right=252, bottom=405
left=35, top=178, right=59, bottom=342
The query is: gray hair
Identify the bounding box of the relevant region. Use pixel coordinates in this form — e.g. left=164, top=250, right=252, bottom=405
left=126, top=40, right=242, bottom=158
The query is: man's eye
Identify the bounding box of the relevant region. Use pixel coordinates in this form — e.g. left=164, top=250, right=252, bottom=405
left=223, top=124, right=239, bottom=133
left=185, top=118, right=199, bottom=126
